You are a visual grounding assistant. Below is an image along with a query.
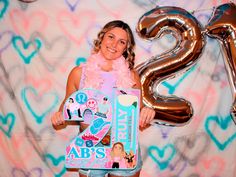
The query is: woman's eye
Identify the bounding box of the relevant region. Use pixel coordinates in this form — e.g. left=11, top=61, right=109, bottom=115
left=120, top=40, right=126, bottom=45
left=108, top=35, right=113, bottom=39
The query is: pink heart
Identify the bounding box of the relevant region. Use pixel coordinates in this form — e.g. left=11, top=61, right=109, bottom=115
left=57, top=9, right=96, bottom=46
left=9, top=9, right=48, bottom=36
left=30, top=32, right=71, bottom=72
left=195, top=155, right=225, bottom=177
left=25, top=75, right=52, bottom=95
left=0, top=133, right=33, bottom=168
left=182, top=85, right=218, bottom=128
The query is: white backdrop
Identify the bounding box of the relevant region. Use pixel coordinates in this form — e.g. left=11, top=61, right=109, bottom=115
left=0, top=0, right=236, bottom=177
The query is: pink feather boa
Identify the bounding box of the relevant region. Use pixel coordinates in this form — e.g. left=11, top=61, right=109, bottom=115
left=81, top=52, right=135, bottom=89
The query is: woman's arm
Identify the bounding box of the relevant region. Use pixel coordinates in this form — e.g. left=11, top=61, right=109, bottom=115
left=51, top=66, right=82, bottom=127
left=58, top=66, right=82, bottom=111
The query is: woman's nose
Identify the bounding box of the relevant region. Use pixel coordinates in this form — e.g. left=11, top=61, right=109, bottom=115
left=111, top=40, right=118, bottom=48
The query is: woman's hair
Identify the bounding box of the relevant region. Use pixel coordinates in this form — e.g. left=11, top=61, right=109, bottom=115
left=93, top=20, right=136, bottom=69
left=69, top=98, right=74, bottom=103
left=112, top=142, right=124, bottom=151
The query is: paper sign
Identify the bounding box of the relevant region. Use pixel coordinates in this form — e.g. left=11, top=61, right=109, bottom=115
left=63, top=88, right=140, bottom=169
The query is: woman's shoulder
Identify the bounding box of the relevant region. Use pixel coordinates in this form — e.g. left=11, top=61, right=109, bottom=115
left=67, top=66, right=84, bottom=90
left=67, top=66, right=84, bottom=83
left=69, top=66, right=83, bottom=76
left=130, top=69, right=140, bottom=80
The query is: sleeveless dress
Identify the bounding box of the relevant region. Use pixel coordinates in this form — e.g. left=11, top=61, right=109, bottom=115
left=80, top=68, right=117, bottom=99
left=78, top=67, right=143, bottom=177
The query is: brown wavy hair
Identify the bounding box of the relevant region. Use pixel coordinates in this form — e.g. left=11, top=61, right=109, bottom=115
left=93, top=20, right=136, bottom=69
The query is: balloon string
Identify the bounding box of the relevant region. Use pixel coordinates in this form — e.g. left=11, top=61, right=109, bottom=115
left=191, top=7, right=215, bottom=14
left=191, top=1, right=236, bottom=14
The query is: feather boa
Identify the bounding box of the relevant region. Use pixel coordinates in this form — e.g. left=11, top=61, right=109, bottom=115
left=81, top=52, right=135, bottom=89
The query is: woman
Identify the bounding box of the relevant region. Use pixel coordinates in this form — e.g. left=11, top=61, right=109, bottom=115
left=51, top=20, right=155, bottom=177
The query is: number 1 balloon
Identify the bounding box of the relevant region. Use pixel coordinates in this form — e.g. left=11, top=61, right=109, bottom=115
left=136, top=6, right=205, bottom=126
left=205, top=3, right=236, bottom=125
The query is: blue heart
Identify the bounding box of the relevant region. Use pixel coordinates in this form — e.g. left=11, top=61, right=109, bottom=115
left=44, top=154, right=66, bottom=177
left=205, top=115, right=236, bottom=151
left=0, top=112, right=15, bottom=138
left=76, top=57, right=86, bottom=66
left=12, top=35, right=42, bottom=64
left=162, top=65, right=196, bottom=94
left=0, top=0, right=9, bottom=19
left=21, top=86, right=59, bottom=124
left=148, top=144, right=176, bottom=170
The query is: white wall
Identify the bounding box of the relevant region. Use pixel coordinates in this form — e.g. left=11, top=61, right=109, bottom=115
left=0, top=0, right=236, bottom=176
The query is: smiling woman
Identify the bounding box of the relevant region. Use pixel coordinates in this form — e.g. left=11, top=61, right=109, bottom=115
left=51, top=20, right=156, bottom=177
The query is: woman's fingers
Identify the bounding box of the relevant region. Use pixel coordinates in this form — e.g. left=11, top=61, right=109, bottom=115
left=51, top=112, right=65, bottom=126
left=139, top=106, right=155, bottom=128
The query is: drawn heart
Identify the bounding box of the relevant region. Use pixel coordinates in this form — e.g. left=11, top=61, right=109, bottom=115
left=30, top=32, right=71, bottom=71
left=44, top=153, right=66, bottom=177
left=12, top=35, right=42, bottom=64
left=0, top=112, right=15, bottom=138
left=148, top=144, right=176, bottom=170
left=174, top=132, right=210, bottom=165
left=57, top=9, right=96, bottom=46
left=24, top=76, right=52, bottom=94
left=21, top=86, right=59, bottom=124
left=12, top=167, right=43, bottom=177
left=0, top=132, right=33, bottom=167
left=9, top=9, right=48, bottom=36
left=195, top=155, right=225, bottom=177
left=0, top=0, right=9, bottom=19
left=0, top=62, right=25, bottom=97
left=64, top=0, right=81, bottom=11
left=205, top=115, right=236, bottom=150
left=25, top=126, right=55, bottom=154
left=181, top=84, right=218, bottom=128
left=0, top=30, right=15, bottom=54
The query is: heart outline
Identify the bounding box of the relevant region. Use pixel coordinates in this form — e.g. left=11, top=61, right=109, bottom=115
left=205, top=115, right=236, bottom=150
left=21, top=86, right=59, bottom=124
left=12, top=35, right=42, bottom=64
left=0, top=112, right=15, bottom=138
left=44, top=153, right=66, bottom=177
left=0, top=0, right=9, bottom=19
left=148, top=144, right=176, bottom=170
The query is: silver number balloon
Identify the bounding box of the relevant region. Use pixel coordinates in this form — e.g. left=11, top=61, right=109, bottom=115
left=136, top=6, right=205, bottom=126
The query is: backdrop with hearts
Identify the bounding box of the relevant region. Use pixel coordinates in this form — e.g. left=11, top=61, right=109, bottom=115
left=0, top=0, right=236, bottom=177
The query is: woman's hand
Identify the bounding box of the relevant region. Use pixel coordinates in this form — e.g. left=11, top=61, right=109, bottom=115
left=51, top=111, right=65, bottom=127
left=139, top=106, right=155, bottom=129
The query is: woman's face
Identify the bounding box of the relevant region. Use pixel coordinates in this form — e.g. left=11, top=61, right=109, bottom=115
left=100, top=27, right=128, bottom=60
left=113, top=143, right=123, bottom=155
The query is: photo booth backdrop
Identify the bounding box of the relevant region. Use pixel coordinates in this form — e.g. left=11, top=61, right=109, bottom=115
left=0, top=0, right=236, bottom=176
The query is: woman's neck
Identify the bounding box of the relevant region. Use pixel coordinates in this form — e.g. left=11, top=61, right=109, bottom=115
left=99, top=60, right=113, bottom=72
